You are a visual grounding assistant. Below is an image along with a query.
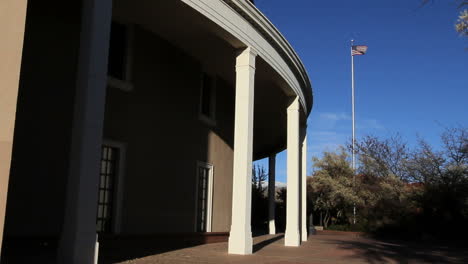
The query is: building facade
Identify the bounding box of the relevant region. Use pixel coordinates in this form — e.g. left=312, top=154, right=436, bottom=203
left=0, top=0, right=313, bottom=263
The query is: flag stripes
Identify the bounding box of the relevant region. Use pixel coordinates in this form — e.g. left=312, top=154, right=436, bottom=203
left=352, top=45, right=368, bottom=56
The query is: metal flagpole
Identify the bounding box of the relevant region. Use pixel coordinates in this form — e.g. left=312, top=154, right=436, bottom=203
left=351, top=39, right=356, bottom=225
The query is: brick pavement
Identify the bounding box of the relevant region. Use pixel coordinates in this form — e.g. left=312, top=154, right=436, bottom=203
left=112, top=231, right=468, bottom=264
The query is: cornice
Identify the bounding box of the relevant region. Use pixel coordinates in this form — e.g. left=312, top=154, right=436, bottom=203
left=223, top=0, right=313, bottom=115
left=181, top=0, right=313, bottom=115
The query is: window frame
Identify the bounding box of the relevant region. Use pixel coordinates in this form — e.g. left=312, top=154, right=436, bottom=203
left=198, top=72, right=217, bottom=126
left=107, top=21, right=134, bottom=92
left=97, top=139, right=127, bottom=234
left=194, top=161, right=214, bottom=232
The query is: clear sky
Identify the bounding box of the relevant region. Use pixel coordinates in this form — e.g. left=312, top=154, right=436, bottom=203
left=253, top=0, right=468, bottom=183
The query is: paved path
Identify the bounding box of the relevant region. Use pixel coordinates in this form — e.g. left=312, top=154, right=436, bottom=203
left=113, top=232, right=468, bottom=264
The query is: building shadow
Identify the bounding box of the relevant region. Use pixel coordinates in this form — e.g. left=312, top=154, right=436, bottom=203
left=98, top=232, right=228, bottom=264
left=0, top=233, right=229, bottom=264
left=253, top=234, right=284, bottom=253
left=325, top=237, right=468, bottom=264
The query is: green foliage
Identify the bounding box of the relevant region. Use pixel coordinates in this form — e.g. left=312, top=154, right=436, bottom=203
left=327, top=223, right=366, bottom=232
left=309, top=126, right=468, bottom=239
left=309, top=148, right=360, bottom=227
left=456, top=8, right=468, bottom=36
left=422, top=0, right=468, bottom=38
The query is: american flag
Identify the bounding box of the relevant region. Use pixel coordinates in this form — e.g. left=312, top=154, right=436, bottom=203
left=352, top=45, right=368, bottom=56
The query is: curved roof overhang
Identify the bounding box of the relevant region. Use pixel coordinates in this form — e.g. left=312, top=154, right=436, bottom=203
left=181, top=0, right=313, bottom=116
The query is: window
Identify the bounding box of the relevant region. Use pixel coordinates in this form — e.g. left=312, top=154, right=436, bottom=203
left=195, top=162, right=214, bottom=232
left=107, top=21, right=133, bottom=91
left=199, top=73, right=216, bottom=125
left=96, top=141, right=125, bottom=234
left=97, top=145, right=119, bottom=233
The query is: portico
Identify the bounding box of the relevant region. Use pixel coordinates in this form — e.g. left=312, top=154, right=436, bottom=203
left=0, top=0, right=313, bottom=263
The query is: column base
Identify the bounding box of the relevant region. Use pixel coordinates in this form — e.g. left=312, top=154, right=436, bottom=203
left=94, top=236, right=99, bottom=264
left=284, top=228, right=300, bottom=247
left=228, top=231, right=253, bottom=255
left=301, top=228, right=308, bottom=242
left=268, top=221, right=276, bottom=235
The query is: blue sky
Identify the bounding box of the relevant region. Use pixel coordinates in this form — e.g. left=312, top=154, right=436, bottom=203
left=253, top=0, right=468, bottom=183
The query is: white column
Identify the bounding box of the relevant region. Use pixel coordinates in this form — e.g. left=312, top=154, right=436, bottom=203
left=0, top=0, right=28, bottom=258
left=57, top=1, right=112, bottom=263
left=268, top=154, right=276, bottom=235
left=285, top=97, right=301, bottom=247
left=301, top=128, right=308, bottom=242
left=228, top=47, right=257, bottom=255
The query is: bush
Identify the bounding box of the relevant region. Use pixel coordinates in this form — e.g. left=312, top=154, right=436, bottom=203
left=326, top=223, right=366, bottom=232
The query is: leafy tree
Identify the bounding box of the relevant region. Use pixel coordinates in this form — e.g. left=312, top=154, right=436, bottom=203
left=456, top=8, right=468, bottom=36
left=422, top=0, right=468, bottom=37
left=309, top=148, right=360, bottom=227
left=353, top=134, right=415, bottom=230
left=406, top=126, right=468, bottom=237
left=308, top=126, right=468, bottom=238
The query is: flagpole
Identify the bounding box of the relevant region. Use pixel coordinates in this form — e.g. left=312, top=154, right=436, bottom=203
left=351, top=39, right=356, bottom=225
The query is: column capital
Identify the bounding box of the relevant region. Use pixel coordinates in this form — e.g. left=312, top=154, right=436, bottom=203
left=300, top=124, right=307, bottom=141
left=236, top=47, right=257, bottom=70
left=287, top=96, right=300, bottom=112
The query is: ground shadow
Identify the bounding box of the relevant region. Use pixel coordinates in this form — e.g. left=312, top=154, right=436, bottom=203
left=1, top=233, right=229, bottom=264
left=325, top=236, right=468, bottom=264
left=253, top=234, right=284, bottom=253
left=98, top=233, right=229, bottom=264
left=1, top=236, right=57, bottom=264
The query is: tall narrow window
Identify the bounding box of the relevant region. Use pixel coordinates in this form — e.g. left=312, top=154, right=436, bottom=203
left=108, top=22, right=127, bottom=80
left=199, top=73, right=216, bottom=125
left=97, top=145, right=119, bottom=233
left=107, top=21, right=133, bottom=91
left=196, top=162, right=214, bottom=232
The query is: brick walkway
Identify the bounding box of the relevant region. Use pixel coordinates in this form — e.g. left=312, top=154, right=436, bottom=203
left=112, top=231, right=468, bottom=264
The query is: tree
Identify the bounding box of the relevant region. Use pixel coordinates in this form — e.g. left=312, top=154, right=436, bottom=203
left=252, top=164, right=268, bottom=192
left=456, top=8, right=468, bottom=36
left=354, top=134, right=410, bottom=180
left=309, top=148, right=360, bottom=227
left=311, top=139, right=416, bottom=231
left=422, top=0, right=468, bottom=38
left=403, top=126, right=468, bottom=237
left=308, top=126, right=468, bottom=237
left=251, top=164, right=268, bottom=231
left=406, top=126, right=468, bottom=186
left=453, top=1, right=468, bottom=36
left=351, top=135, right=413, bottom=230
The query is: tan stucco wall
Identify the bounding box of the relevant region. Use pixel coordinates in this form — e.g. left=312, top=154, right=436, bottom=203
left=103, top=26, right=235, bottom=234
left=204, top=77, right=235, bottom=232
left=0, top=0, right=28, bottom=250
left=4, top=1, right=82, bottom=236
left=207, top=132, right=233, bottom=232
left=4, top=5, right=235, bottom=238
